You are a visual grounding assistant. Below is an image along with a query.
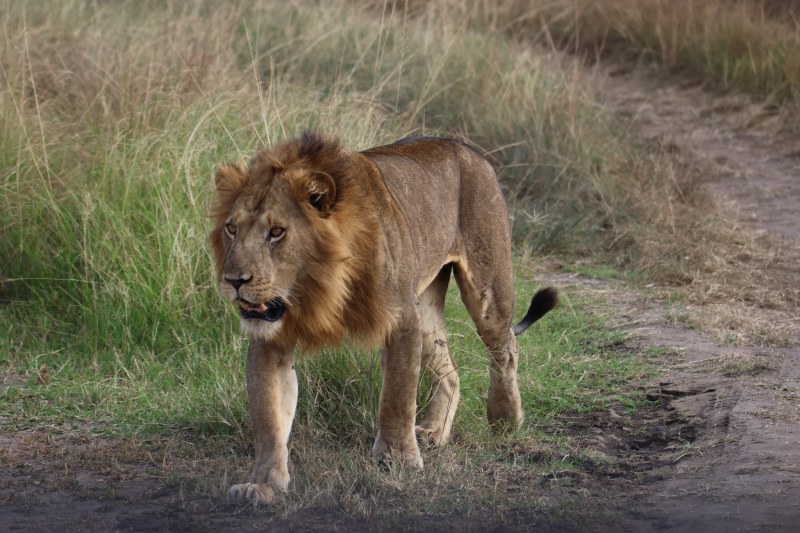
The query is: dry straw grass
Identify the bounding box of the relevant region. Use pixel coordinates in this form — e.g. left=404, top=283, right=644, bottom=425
left=471, top=0, right=800, bottom=115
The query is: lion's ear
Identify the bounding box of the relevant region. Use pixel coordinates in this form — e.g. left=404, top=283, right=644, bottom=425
left=307, top=171, right=336, bottom=213
left=214, top=163, right=247, bottom=196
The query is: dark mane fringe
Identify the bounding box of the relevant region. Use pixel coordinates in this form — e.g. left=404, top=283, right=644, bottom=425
left=210, top=132, right=397, bottom=353
left=248, top=132, right=352, bottom=203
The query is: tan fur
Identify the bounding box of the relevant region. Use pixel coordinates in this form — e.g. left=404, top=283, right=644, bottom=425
left=211, top=133, right=554, bottom=506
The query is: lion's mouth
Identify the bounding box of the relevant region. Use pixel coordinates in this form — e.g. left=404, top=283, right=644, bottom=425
left=237, top=298, right=286, bottom=322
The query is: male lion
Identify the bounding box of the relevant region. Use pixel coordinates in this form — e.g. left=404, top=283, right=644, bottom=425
left=211, top=132, right=557, bottom=505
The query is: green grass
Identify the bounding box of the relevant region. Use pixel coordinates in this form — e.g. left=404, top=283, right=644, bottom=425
left=571, top=264, right=623, bottom=280
left=1, top=278, right=642, bottom=440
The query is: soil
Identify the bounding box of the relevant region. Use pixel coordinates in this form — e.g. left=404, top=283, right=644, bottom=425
left=591, top=66, right=800, bottom=531
left=2, top=67, right=799, bottom=531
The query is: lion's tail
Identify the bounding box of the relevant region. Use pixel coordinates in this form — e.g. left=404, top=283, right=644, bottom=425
left=512, top=287, right=558, bottom=336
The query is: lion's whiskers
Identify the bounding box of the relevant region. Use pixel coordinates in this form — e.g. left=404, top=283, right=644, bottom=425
left=271, top=289, right=296, bottom=308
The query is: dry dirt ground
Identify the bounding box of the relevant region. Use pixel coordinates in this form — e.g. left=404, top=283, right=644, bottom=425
left=2, top=67, right=799, bottom=531
left=589, top=66, right=800, bottom=531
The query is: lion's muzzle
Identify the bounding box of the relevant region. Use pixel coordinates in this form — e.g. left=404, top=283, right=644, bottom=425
left=238, top=298, right=286, bottom=322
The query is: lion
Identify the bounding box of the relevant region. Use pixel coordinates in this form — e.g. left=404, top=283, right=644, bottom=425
left=210, top=132, right=557, bottom=505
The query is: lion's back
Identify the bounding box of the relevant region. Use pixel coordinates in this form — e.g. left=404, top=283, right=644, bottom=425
left=361, top=137, right=508, bottom=281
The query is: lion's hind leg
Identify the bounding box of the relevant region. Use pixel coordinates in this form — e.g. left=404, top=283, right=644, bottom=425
left=416, top=265, right=460, bottom=448
left=452, top=259, right=524, bottom=429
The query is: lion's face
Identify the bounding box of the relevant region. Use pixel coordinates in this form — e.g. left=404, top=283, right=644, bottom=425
left=213, top=163, right=338, bottom=342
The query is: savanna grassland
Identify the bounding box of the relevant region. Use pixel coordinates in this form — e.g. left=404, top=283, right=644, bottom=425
left=2, top=0, right=798, bottom=529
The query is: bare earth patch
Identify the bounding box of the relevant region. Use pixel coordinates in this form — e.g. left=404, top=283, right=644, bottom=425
left=554, top=272, right=800, bottom=531
left=2, top=67, right=800, bottom=530
left=589, top=64, right=800, bottom=530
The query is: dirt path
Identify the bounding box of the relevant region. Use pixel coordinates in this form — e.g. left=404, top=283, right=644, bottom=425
left=2, top=68, right=799, bottom=531
left=558, top=273, right=800, bottom=531
left=592, top=66, right=800, bottom=530
left=606, top=66, right=800, bottom=242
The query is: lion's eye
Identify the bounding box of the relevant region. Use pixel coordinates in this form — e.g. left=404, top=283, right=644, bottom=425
left=225, top=222, right=237, bottom=237
left=268, top=226, right=285, bottom=242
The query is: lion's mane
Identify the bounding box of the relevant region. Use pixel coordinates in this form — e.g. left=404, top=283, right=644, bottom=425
left=210, top=133, right=396, bottom=352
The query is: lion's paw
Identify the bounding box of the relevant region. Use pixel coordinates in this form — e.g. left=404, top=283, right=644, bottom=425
left=227, top=483, right=279, bottom=506
left=372, top=433, right=424, bottom=469
left=415, top=425, right=446, bottom=449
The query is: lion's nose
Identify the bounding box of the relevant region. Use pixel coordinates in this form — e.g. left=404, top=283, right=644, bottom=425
left=224, top=273, right=252, bottom=292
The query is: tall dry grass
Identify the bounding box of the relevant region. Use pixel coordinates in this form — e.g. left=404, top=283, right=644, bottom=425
left=510, top=0, right=799, bottom=112
left=404, top=0, right=800, bottom=118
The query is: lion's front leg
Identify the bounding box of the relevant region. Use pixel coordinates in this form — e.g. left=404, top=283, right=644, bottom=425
left=228, top=341, right=297, bottom=506
left=372, top=317, right=424, bottom=469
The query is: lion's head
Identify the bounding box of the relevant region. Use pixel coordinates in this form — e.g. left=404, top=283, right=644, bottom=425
left=210, top=133, right=395, bottom=351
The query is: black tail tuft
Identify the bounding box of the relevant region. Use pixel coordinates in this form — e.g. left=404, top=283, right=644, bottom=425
left=512, top=287, right=558, bottom=336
